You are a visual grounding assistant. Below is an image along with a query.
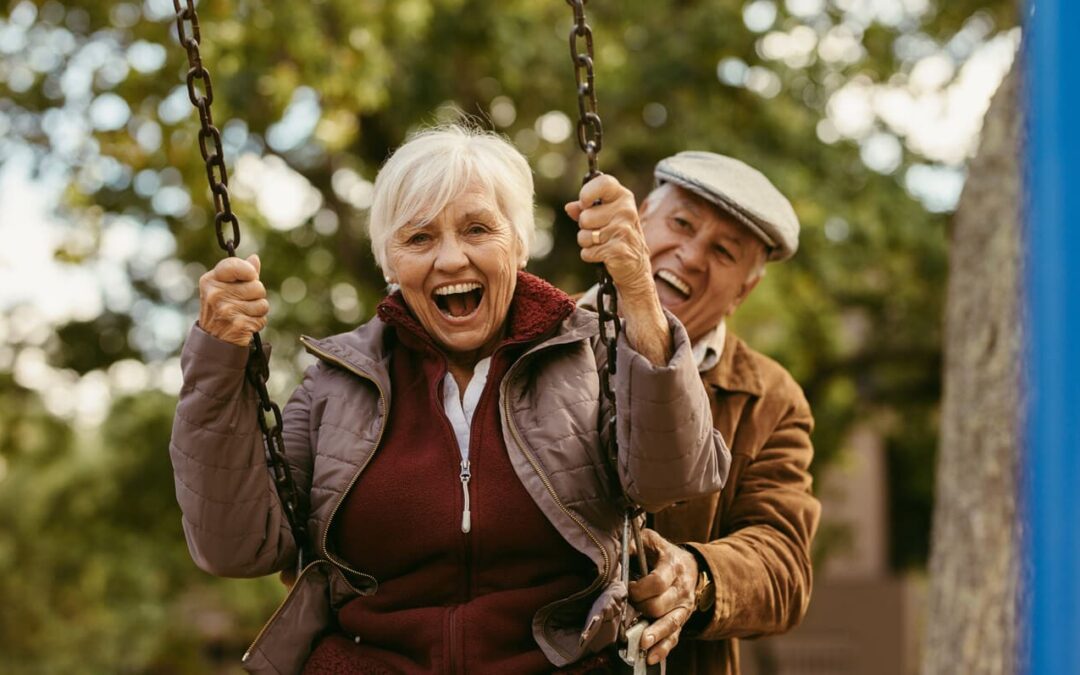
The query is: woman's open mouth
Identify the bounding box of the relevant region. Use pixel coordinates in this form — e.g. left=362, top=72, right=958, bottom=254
left=433, top=282, right=485, bottom=319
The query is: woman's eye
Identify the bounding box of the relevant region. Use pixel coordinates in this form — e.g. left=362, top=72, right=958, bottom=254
left=407, top=233, right=431, bottom=245
left=466, top=223, right=489, bottom=235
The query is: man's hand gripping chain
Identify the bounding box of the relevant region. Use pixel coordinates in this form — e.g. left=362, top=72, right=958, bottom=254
left=618, top=514, right=665, bottom=675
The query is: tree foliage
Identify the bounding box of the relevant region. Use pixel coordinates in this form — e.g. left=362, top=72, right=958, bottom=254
left=0, top=0, right=1017, bottom=670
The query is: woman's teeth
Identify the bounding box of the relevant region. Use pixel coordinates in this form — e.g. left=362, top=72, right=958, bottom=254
left=433, top=283, right=484, bottom=318
left=434, top=282, right=482, bottom=296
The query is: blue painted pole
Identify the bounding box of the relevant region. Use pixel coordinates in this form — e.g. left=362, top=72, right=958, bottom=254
left=1026, top=0, right=1080, bottom=673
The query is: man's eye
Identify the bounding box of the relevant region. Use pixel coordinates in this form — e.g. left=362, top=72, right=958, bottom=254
left=713, top=245, right=735, bottom=262
left=673, top=217, right=692, bottom=230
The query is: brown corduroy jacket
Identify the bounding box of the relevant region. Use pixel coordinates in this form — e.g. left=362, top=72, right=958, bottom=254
left=653, top=332, right=820, bottom=675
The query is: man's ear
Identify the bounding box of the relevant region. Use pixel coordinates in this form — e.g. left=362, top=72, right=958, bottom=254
left=727, top=273, right=764, bottom=316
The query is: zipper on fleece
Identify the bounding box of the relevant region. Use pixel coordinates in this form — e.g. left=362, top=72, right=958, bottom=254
left=459, top=459, right=472, bottom=533
left=447, top=605, right=461, bottom=674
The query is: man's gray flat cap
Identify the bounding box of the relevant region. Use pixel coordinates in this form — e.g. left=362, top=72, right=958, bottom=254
left=654, top=151, right=800, bottom=261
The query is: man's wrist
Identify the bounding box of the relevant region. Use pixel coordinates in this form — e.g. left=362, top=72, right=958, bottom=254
left=681, top=544, right=716, bottom=628
left=693, top=567, right=716, bottom=612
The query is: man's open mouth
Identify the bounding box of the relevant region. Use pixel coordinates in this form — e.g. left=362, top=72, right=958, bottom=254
left=433, top=282, right=484, bottom=318
left=655, top=269, right=692, bottom=300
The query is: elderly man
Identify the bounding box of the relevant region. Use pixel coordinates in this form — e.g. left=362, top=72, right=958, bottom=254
left=569, top=151, right=821, bottom=674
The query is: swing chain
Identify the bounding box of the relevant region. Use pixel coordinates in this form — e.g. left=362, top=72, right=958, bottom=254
left=172, top=0, right=240, bottom=255
left=565, top=0, right=619, bottom=486
left=246, top=333, right=308, bottom=567
left=566, top=0, right=603, bottom=181
left=171, top=0, right=309, bottom=570
left=566, top=4, right=658, bottom=671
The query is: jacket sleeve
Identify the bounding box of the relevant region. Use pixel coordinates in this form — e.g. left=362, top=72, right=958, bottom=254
left=169, top=323, right=315, bottom=578
left=684, top=395, right=820, bottom=639
left=612, top=309, right=731, bottom=511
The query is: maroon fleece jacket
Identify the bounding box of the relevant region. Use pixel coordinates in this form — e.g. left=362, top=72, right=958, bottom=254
left=303, top=274, right=598, bottom=674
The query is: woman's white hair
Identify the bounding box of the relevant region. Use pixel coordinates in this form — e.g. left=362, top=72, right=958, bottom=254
left=368, top=125, right=535, bottom=275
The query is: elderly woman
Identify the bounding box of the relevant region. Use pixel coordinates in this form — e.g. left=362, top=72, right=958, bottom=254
left=169, top=126, right=728, bottom=674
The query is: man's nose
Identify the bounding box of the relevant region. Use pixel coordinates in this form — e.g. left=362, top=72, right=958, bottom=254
left=434, top=236, right=469, bottom=272
left=675, top=236, right=708, bottom=272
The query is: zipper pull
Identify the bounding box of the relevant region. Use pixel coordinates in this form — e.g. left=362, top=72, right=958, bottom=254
left=459, top=459, right=472, bottom=534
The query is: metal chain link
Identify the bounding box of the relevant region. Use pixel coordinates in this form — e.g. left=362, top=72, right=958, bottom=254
left=565, top=0, right=651, bottom=585
left=566, top=0, right=619, bottom=432
left=567, top=0, right=603, bottom=182
left=171, top=0, right=309, bottom=570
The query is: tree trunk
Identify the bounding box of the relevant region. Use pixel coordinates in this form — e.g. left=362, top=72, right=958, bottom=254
left=922, top=62, right=1023, bottom=675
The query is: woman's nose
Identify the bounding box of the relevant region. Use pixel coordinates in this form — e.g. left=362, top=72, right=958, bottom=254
left=434, top=237, right=469, bottom=272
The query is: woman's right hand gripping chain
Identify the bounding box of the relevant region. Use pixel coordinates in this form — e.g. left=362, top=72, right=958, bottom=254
left=198, top=254, right=270, bottom=347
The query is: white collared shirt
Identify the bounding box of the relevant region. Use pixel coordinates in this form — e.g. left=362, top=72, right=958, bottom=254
left=441, top=357, right=492, bottom=459
left=692, top=321, right=727, bottom=373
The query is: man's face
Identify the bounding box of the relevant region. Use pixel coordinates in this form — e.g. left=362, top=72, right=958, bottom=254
left=641, top=184, right=766, bottom=343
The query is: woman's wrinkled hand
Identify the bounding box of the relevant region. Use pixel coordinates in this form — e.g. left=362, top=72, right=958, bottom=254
left=198, top=254, right=270, bottom=347
left=628, top=528, right=700, bottom=665
left=565, top=174, right=672, bottom=365
left=565, top=174, right=655, bottom=303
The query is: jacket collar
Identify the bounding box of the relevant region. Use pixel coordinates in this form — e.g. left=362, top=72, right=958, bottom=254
left=701, top=331, right=764, bottom=397
left=299, top=319, right=393, bottom=388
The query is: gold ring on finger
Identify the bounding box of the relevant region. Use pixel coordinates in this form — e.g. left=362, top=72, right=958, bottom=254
left=592, top=230, right=601, bottom=246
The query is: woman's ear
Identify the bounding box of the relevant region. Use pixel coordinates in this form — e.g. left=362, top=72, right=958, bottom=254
left=515, top=233, right=529, bottom=269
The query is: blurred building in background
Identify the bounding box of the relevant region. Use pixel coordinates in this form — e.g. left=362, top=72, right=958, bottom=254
left=742, top=427, right=925, bottom=675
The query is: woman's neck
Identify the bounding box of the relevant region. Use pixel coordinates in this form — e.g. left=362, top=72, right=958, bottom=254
left=446, top=362, right=475, bottom=401
left=443, top=329, right=503, bottom=399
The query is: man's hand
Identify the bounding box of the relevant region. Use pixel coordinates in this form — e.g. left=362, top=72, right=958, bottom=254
left=628, top=528, right=701, bottom=665
left=565, top=175, right=672, bottom=365
left=198, top=254, right=270, bottom=347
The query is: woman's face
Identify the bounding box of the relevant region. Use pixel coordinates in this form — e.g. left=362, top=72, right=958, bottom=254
left=386, top=184, right=524, bottom=361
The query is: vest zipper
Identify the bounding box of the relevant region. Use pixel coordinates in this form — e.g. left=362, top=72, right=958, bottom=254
left=298, top=336, right=388, bottom=591
left=500, top=358, right=613, bottom=660
left=244, top=339, right=390, bottom=662
left=459, top=459, right=472, bottom=534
